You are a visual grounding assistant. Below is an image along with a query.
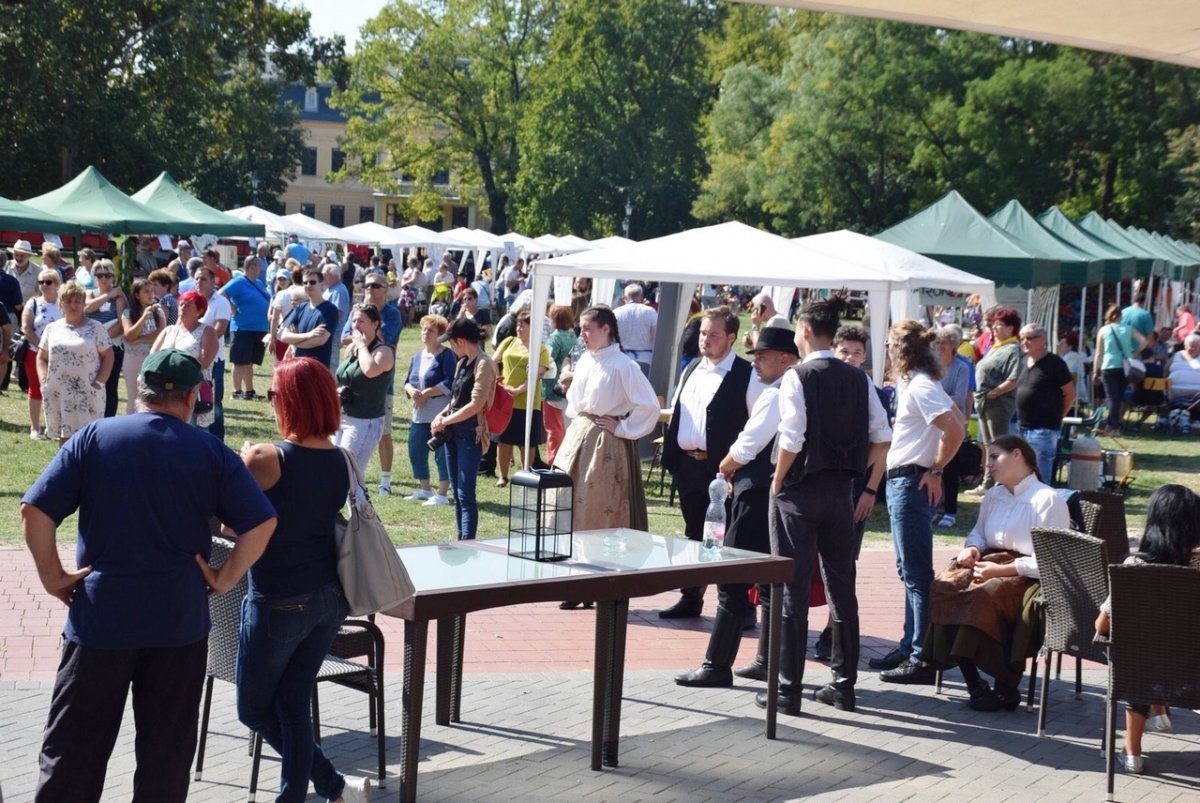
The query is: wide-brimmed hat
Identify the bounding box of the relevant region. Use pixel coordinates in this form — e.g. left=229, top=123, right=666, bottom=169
left=8, top=239, right=33, bottom=255
left=746, top=325, right=799, bottom=355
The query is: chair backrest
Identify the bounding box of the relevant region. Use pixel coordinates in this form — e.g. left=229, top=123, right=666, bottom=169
left=1108, top=564, right=1200, bottom=709
left=1077, top=499, right=1102, bottom=540
left=1078, top=490, right=1130, bottom=562
left=206, top=535, right=248, bottom=683
left=1031, top=527, right=1109, bottom=663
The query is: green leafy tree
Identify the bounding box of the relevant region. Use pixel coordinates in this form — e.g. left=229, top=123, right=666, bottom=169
left=333, top=0, right=556, bottom=233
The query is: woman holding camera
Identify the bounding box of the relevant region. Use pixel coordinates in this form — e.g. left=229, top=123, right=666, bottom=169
left=431, top=318, right=498, bottom=540
left=83, top=261, right=126, bottom=417
left=333, top=304, right=394, bottom=473
left=121, top=279, right=167, bottom=414
left=403, top=314, right=457, bottom=505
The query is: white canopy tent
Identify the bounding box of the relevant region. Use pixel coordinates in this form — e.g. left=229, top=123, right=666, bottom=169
left=283, top=213, right=352, bottom=243
left=224, top=205, right=293, bottom=240
left=339, top=221, right=395, bottom=245
left=795, top=230, right=997, bottom=323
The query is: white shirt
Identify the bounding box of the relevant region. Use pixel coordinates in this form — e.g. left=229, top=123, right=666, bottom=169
left=1168, top=350, right=1200, bottom=399
left=201, top=292, right=232, bottom=363
left=674, top=350, right=764, bottom=452
left=565, top=344, right=660, bottom=441
left=727, top=375, right=784, bottom=465
left=613, top=302, right=658, bottom=359
left=8, top=263, right=38, bottom=302
left=887, top=371, right=955, bottom=470
left=965, top=474, right=1070, bottom=578
left=777, top=350, right=891, bottom=455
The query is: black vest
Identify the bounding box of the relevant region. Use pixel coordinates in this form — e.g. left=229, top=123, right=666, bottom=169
left=662, top=356, right=752, bottom=477
left=784, top=357, right=870, bottom=486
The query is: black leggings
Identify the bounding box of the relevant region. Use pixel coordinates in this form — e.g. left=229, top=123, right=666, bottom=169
left=103, top=347, right=124, bottom=418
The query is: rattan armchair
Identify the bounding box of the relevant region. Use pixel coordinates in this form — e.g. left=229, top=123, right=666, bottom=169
left=1077, top=499, right=1102, bottom=540
left=1104, top=564, right=1200, bottom=801
left=1078, top=491, right=1130, bottom=562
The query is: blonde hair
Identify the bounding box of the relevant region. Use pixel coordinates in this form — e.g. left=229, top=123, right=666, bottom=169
left=59, top=280, right=87, bottom=303
left=37, top=268, right=61, bottom=286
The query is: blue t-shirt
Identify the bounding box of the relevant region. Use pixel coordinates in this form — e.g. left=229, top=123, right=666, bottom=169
left=286, top=242, right=311, bottom=266
left=1121, top=305, right=1154, bottom=337
left=323, top=282, right=351, bottom=336
left=21, top=413, right=275, bottom=649
left=286, top=299, right=340, bottom=366
left=221, top=274, right=270, bottom=332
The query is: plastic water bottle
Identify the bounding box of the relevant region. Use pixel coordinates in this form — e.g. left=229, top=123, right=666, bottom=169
left=702, top=474, right=728, bottom=552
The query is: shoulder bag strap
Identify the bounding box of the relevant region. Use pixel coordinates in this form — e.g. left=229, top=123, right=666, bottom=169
left=338, top=445, right=369, bottom=505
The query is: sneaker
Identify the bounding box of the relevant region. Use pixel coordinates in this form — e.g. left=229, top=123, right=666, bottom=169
left=377, top=484, right=391, bottom=496
left=880, top=659, right=936, bottom=685
left=1148, top=712, right=1173, bottom=733
left=231, top=390, right=245, bottom=400
left=30, top=429, right=41, bottom=441
left=868, top=647, right=908, bottom=671
left=405, top=489, right=434, bottom=501
left=1122, top=751, right=1144, bottom=775
left=243, top=390, right=257, bottom=401
left=937, top=514, right=957, bottom=528
left=338, top=776, right=372, bottom=802
left=421, top=494, right=450, bottom=506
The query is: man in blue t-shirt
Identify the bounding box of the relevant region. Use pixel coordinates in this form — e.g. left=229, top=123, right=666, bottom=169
left=220, top=255, right=271, bottom=400
left=22, top=349, right=276, bottom=802
left=281, top=266, right=340, bottom=368
left=1121, top=292, right=1155, bottom=338
left=321, top=263, right=351, bottom=371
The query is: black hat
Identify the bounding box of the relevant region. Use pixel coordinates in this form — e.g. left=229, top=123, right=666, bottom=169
left=746, top=325, right=799, bottom=355
left=438, top=317, right=485, bottom=344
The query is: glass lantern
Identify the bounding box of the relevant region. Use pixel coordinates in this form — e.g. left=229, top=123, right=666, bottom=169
left=507, top=468, right=574, bottom=562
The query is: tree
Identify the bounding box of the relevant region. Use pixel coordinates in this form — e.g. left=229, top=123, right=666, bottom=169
left=513, top=0, right=723, bottom=239
left=333, top=0, right=556, bottom=233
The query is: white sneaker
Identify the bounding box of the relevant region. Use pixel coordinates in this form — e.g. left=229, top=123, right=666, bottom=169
left=336, top=776, right=372, bottom=803
left=422, top=494, right=450, bottom=506
left=405, top=489, right=434, bottom=501
left=29, top=429, right=40, bottom=441
left=1122, top=751, right=1144, bottom=774
left=1148, top=712, right=1173, bottom=733
left=377, top=484, right=391, bottom=496
left=937, top=514, right=956, bottom=528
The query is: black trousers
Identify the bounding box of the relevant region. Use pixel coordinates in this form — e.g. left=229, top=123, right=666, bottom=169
left=673, top=453, right=726, bottom=542
left=717, top=485, right=770, bottom=616
left=771, top=472, right=859, bottom=624
left=36, top=637, right=208, bottom=803
left=103, top=346, right=124, bottom=418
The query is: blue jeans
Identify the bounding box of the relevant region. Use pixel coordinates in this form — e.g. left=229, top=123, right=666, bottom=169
left=237, top=583, right=349, bottom=803
left=1019, top=426, right=1058, bottom=484
left=1101, top=368, right=1126, bottom=429
left=408, top=421, right=450, bottom=482
left=887, top=474, right=936, bottom=663
left=446, top=426, right=482, bottom=539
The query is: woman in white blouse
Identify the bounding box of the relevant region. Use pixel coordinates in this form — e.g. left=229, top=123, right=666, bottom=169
left=926, top=433, right=1069, bottom=712
left=553, top=305, right=660, bottom=604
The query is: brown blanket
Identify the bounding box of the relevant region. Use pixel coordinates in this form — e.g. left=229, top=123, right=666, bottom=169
left=931, top=550, right=1036, bottom=644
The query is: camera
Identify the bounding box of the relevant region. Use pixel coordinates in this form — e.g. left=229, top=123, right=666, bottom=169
left=427, top=429, right=451, bottom=452
left=337, top=385, right=354, bottom=405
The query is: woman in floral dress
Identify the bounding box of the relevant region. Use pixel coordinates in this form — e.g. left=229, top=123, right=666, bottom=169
left=37, top=281, right=113, bottom=444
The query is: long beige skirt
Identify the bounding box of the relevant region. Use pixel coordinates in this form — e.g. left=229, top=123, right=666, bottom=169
left=553, top=415, right=648, bottom=532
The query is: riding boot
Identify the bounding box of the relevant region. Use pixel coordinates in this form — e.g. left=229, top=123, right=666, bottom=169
left=755, top=615, right=805, bottom=715
left=814, top=619, right=858, bottom=711
left=674, top=606, right=743, bottom=687
left=734, top=605, right=770, bottom=681
left=659, top=586, right=704, bottom=619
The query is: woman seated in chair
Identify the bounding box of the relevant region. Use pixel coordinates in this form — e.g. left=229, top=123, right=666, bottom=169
left=1095, top=484, right=1200, bottom=774
left=926, top=434, right=1070, bottom=711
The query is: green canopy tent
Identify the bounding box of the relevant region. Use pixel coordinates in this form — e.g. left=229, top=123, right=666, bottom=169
left=0, top=197, right=79, bottom=234
left=1036, top=207, right=1136, bottom=284
left=1075, top=212, right=1161, bottom=283
left=1139, top=229, right=1200, bottom=281
left=131, top=172, right=265, bottom=237
left=23, top=166, right=193, bottom=234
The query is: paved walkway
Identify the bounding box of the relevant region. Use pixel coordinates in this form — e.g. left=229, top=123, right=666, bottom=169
left=2, top=546, right=1194, bottom=802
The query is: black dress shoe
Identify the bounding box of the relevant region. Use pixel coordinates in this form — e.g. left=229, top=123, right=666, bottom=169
left=994, top=682, right=1022, bottom=711
left=879, top=659, right=936, bottom=685
left=967, top=681, right=1001, bottom=712
left=658, top=598, right=703, bottom=619
left=755, top=690, right=801, bottom=716
left=813, top=683, right=855, bottom=711
left=813, top=627, right=832, bottom=662
left=674, top=665, right=733, bottom=688
left=734, top=660, right=767, bottom=682
left=867, top=648, right=907, bottom=671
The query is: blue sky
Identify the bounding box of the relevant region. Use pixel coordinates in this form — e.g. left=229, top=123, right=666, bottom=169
left=291, top=0, right=388, bottom=53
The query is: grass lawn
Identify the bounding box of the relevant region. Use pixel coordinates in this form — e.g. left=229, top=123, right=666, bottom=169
left=1, top=318, right=1196, bottom=549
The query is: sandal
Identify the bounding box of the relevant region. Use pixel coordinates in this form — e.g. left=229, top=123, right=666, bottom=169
left=496, top=478, right=508, bottom=488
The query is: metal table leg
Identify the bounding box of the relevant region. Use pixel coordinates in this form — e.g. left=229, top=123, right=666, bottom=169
left=451, top=614, right=465, bottom=722
left=435, top=614, right=466, bottom=726
left=602, top=599, right=630, bottom=767
left=590, top=601, right=614, bottom=771
left=766, top=583, right=782, bottom=739
left=400, top=618, right=429, bottom=803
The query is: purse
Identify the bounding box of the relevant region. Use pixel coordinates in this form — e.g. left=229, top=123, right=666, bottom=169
left=333, top=447, right=415, bottom=616
left=487, top=384, right=514, bottom=435
left=1112, top=325, right=1147, bottom=384
left=194, top=378, right=215, bottom=414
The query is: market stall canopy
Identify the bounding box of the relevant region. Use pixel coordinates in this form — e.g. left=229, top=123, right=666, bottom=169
left=1147, top=231, right=1200, bottom=280
left=1075, top=212, right=1160, bottom=278
left=988, top=200, right=1102, bottom=286
left=1036, top=206, right=1136, bottom=284
left=23, top=166, right=192, bottom=235
left=731, top=1, right=1200, bottom=70
left=0, top=196, right=78, bottom=233
left=795, top=229, right=997, bottom=322
left=1122, top=226, right=1200, bottom=282
left=224, top=205, right=292, bottom=239
left=283, top=213, right=351, bottom=243
left=501, top=231, right=539, bottom=250
left=131, top=172, right=264, bottom=237
left=339, top=221, right=396, bottom=245
left=390, top=224, right=453, bottom=248
left=589, top=235, right=635, bottom=249
left=874, top=190, right=1061, bottom=288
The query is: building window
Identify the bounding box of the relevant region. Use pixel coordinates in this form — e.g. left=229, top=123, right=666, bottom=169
left=432, top=169, right=450, bottom=185
left=329, top=205, right=345, bottom=228
left=451, top=206, right=469, bottom=228
left=331, top=149, right=345, bottom=172
left=301, top=148, right=317, bottom=176
left=385, top=203, right=405, bottom=228
left=300, top=202, right=316, bottom=218
left=304, top=87, right=318, bottom=112
left=359, top=206, right=374, bottom=223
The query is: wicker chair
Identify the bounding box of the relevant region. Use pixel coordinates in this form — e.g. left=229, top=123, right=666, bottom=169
left=1104, top=564, right=1200, bottom=801
left=1029, top=527, right=1109, bottom=738
left=1077, top=499, right=1102, bottom=540
left=194, top=537, right=388, bottom=797
left=1078, top=491, right=1130, bottom=562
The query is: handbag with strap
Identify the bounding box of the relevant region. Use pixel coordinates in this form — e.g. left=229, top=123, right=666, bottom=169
left=333, top=447, right=415, bottom=615
left=1110, top=324, right=1146, bottom=384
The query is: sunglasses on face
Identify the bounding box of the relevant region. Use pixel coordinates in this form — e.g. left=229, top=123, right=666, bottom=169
left=303, top=279, right=320, bottom=285
left=365, top=284, right=385, bottom=290
left=39, top=279, right=57, bottom=286
left=95, top=272, right=114, bottom=278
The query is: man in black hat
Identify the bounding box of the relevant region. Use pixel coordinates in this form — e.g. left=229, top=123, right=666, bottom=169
left=674, top=325, right=798, bottom=687
left=22, top=348, right=277, bottom=802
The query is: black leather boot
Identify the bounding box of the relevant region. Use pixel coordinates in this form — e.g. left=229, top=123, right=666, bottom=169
left=675, top=606, right=743, bottom=687
left=755, top=615, right=805, bottom=715
left=659, top=586, right=704, bottom=619
left=734, top=605, right=771, bottom=681
left=814, top=619, right=858, bottom=711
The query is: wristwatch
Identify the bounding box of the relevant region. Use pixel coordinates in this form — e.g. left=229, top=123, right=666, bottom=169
left=928, top=467, right=944, bottom=478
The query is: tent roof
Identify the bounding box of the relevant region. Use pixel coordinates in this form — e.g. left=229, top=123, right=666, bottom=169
left=537, top=220, right=894, bottom=289
left=130, top=172, right=264, bottom=237
left=795, top=229, right=995, bottom=295
left=501, top=231, right=540, bottom=250
left=283, top=213, right=351, bottom=243
left=224, top=205, right=292, bottom=238
left=988, top=200, right=1102, bottom=286
left=339, top=221, right=396, bottom=244
left=23, top=166, right=192, bottom=235
left=0, top=196, right=78, bottom=234
left=1035, top=206, right=1137, bottom=284
left=589, top=235, right=635, bottom=249
left=391, top=225, right=454, bottom=248
left=1075, top=213, right=1158, bottom=277
left=874, top=190, right=1060, bottom=288
left=731, top=1, right=1200, bottom=70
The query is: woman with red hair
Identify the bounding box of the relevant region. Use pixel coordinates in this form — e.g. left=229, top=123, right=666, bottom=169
left=151, top=290, right=218, bottom=429
left=234, top=356, right=371, bottom=802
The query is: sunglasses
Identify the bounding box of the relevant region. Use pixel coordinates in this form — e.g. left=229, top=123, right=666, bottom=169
left=95, top=272, right=114, bottom=278
left=303, top=279, right=320, bottom=285
left=39, top=279, right=57, bottom=286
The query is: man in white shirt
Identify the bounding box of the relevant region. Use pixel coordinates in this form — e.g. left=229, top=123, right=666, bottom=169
left=765, top=298, right=891, bottom=714
left=7, top=239, right=39, bottom=302
left=874, top=320, right=966, bottom=685
left=743, top=291, right=790, bottom=350
left=613, top=284, right=657, bottom=376
left=194, top=267, right=232, bottom=441
left=661, top=306, right=763, bottom=619
left=675, top=325, right=797, bottom=687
